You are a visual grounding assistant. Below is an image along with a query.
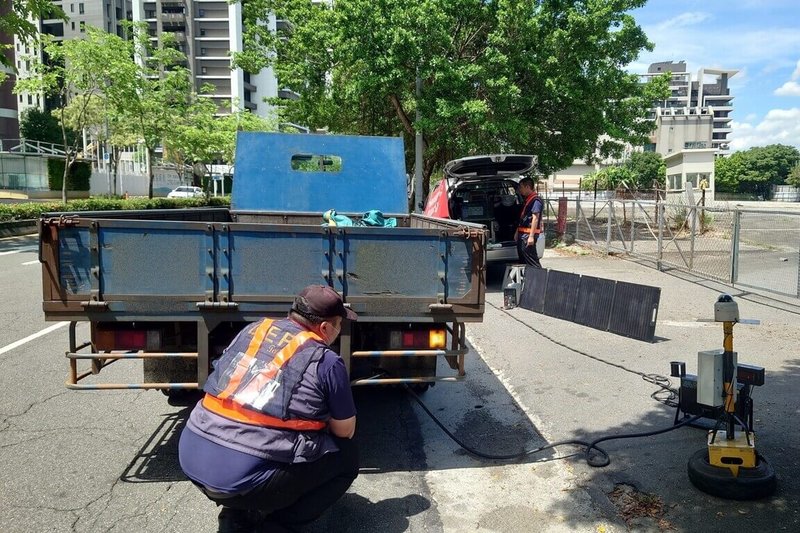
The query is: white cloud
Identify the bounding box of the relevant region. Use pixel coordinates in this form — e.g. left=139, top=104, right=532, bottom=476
left=772, top=60, right=800, bottom=96
left=656, top=12, right=713, bottom=31
left=775, top=81, right=800, bottom=96
left=730, top=108, right=800, bottom=151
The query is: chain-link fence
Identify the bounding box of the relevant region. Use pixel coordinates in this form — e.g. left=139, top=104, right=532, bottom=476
left=550, top=196, right=800, bottom=298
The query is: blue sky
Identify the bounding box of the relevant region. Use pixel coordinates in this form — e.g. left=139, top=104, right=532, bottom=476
left=628, top=0, right=800, bottom=152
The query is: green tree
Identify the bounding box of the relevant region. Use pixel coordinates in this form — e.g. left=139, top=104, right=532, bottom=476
left=714, top=152, right=745, bottom=193
left=166, top=98, right=276, bottom=187
left=18, top=107, right=75, bottom=146
left=715, top=144, right=800, bottom=197
left=625, top=151, right=665, bottom=189
left=788, top=163, right=800, bottom=187
left=14, top=30, right=113, bottom=202
left=235, top=0, right=666, bottom=203
left=582, top=166, right=635, bottom=191
left=0, top=0, right=65, bottom=80
left=100, top=24, right=195, bottom=198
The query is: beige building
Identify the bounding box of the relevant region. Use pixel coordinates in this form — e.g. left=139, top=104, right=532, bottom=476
left=664, top=148, right=716, bottom=198
left=546, top=61, right=738, bottom=198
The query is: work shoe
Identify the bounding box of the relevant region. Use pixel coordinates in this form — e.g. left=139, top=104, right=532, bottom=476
left=217, top=507, right=256, bottom=533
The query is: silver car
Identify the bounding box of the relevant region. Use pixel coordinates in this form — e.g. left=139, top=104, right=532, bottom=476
left=167, top=186, right=204, bottom=198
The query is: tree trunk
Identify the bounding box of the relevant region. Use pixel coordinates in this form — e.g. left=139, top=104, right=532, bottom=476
left=147, top=146, right=154, bottom=199
left=111, top=146, right=119, bottom=196
left=61, top=155, right=70, bottom=204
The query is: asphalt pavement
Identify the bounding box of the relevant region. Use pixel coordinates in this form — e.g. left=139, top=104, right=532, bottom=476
left=1, top=233, right=798, bottom=532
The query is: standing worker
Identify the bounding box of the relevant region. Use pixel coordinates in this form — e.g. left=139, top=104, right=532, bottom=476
left=515, top=177, right=544, bottom=268
left=179, top=285, right=360, bottom=532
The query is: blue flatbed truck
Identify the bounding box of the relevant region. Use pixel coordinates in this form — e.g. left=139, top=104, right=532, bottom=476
left=38, top=133, right=486, bottom=395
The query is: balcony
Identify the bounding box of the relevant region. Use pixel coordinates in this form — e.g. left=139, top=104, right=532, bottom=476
left=161, top=12, right=186, bottom=23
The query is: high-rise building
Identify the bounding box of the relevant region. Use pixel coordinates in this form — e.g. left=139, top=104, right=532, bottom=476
left=0, top=2, right=20, bottom=139
left=132, top=0, right=278, bottom=116
left=11, top=1, right=134, bottom=117
left=640, top=60, right=738, bottom=155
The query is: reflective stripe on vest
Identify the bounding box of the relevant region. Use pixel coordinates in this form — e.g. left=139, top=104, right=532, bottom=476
left=202, top=393, right=326, bottom=431
left=518, top=193, right=542, bottom=234
left=205, top=319, right=327, bottom=430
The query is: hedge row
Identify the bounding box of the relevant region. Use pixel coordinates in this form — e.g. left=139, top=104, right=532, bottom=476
left=47, top=159, right=92, bottom=191
left=0, top=196, right=231, bottom=223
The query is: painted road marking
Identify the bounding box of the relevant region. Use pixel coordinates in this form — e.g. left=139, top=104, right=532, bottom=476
left=22, top=260, right=39, bottom=266
left=0, top=247, right=38, bottom=256
left=0, top=322, right=69, bottom=356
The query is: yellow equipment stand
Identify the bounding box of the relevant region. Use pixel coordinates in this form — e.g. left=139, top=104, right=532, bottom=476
left=707, top=431, right=756, bottom=477
left=687, top=295, right=776, bottom=500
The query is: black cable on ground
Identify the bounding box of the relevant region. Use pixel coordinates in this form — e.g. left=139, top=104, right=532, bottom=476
left=401, top=300, right=708, bottom=466
left=487, top=300, right=680, bottom=407
left=405, top=384, right=702, bottom=467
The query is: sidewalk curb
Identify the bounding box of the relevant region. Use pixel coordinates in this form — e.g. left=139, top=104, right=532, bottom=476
left=0, top=220, right=37, bottom=238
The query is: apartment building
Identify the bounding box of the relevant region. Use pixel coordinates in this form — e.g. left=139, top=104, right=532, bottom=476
left=0, top=2, right=19, bottom=139
left=132, top=0, right=278, bottom=116
left=8, top=0, right=133, bottom=118
left=641, top=60, right=737, bottom=155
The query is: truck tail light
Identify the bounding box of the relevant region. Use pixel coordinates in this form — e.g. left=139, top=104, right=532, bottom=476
left=389, top=328, right=447, bottom=349
left=95, top=327, right=161, bottom=351
left=429, top=329, right=446, bottom=349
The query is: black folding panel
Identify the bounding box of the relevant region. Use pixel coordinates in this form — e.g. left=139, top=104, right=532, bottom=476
left=608, top=281, right=661, bottom=342
left=519, top=267, right=548, bottom=313
left=515, top=268, right=661, bottom=343
left=573, top=275, right=616, bottom=331
left=542, top=270, right=581, bottom=321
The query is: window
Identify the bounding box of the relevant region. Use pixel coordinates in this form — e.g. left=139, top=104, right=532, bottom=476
left=198, top=9, right=205, bottom=17
left=200, top=48, right=206, bottom=56
left=200, top=28, right=206, bottom=36
left=70, top=4, right=74, bottom=12
left=28, top=95, right=33, bottom=105
left=201, top=66, right=207, bottom=74
left=71, top=21, right=75, bottom=30
left=80, top=21, right=85, bottom=32
left=79, top=3, right=84, bottom=14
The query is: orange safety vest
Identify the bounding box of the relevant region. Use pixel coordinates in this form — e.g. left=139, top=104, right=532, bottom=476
left=518, top=193, right=543, bottom=234
left=202, top=318, right=327, bottom=431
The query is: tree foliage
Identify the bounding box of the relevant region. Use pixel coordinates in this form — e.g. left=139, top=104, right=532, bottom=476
left=19, top=107, right=75, bottom=146
left=0, top=0, right=65, bottom=78
left=625, top=151, right=665, bottom=189
left=581, top=151, right=664, bottom=190
left=14, top=29, right=114, bottom=201
left=714, top=144, right=800, bottom=197
left=166, top=98, right=277, bottom=185
left=788, top=163, right=800, bottom=187
left=235, top=0, right=666, bottom=201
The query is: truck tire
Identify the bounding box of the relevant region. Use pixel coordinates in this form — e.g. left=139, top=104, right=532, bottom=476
left=687, top=448, right=777, bottom=500
left=162, top=388, right=202, bottom=406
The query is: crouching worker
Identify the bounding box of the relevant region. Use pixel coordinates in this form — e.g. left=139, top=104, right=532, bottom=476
left=179, top=285, right=359, bottom=532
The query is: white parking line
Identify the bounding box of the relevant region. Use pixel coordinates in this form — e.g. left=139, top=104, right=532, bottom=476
left=0, top=247, right=38, bottom=256
left=0, top=322, right=69, bottom=356
left=22, top=260, right=39, bottom=266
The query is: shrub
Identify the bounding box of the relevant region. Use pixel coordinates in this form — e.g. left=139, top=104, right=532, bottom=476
left=0, top=196, right=232, bottom=222
left=47, top=159, right=92, bottom=191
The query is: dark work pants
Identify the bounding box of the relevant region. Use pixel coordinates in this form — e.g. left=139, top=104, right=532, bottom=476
left=207, top=437, right=359, bottom=526
left=517, top=234, right=541, bottom=268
